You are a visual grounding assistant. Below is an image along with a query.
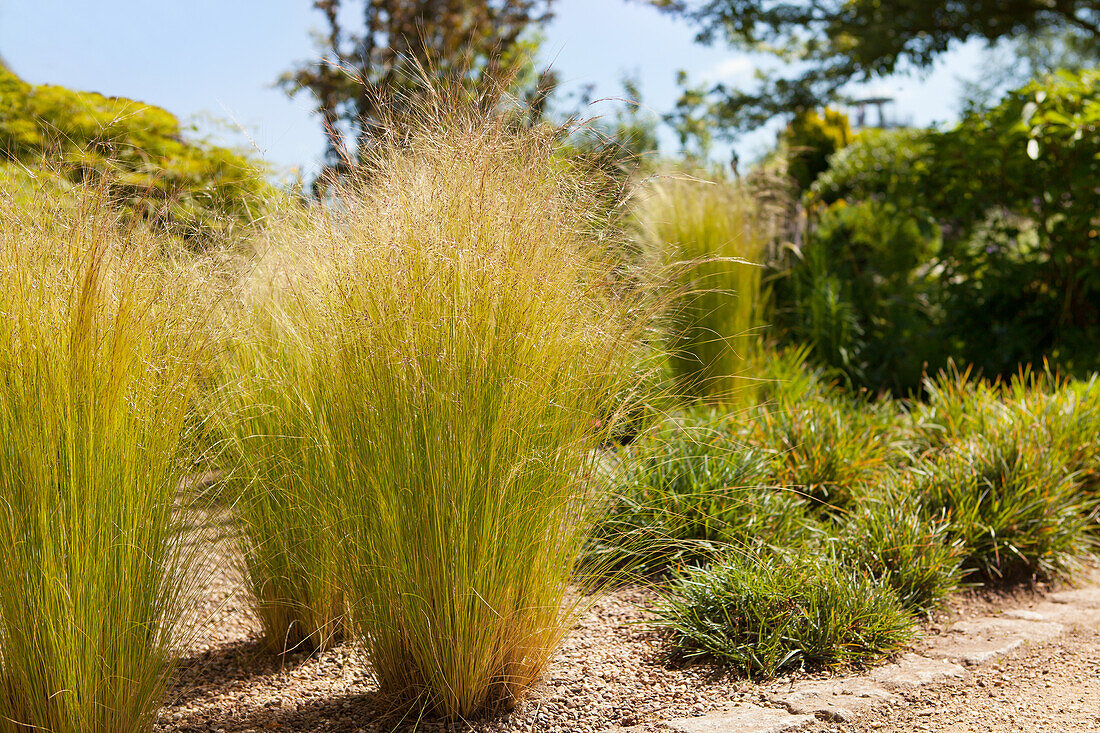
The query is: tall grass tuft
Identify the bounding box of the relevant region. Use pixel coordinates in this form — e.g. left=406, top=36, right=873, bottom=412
left=0, top=181, right=202, bottom=731
left=215, top=210, right=346, bottom=654
left=232, top=101, right=647, bottom=719
left=634, top=174, right=766, bottom=403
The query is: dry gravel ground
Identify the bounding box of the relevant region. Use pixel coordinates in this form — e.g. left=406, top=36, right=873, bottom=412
left=804, top=629, right=1100, bottom=733
left=159, top=513, right=1100, bottom=733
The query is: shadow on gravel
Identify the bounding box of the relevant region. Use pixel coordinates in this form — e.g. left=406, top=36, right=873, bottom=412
left=169, top=690, right=440, bottom=733
left=167, top=638, right=306, bottom=707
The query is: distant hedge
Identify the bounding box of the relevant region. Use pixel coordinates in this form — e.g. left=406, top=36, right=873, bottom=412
left=0, top=63, right=268, bottom=242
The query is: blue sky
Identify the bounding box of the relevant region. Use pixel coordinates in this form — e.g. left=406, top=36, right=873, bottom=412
left=0, top=0, right=987, bottom=177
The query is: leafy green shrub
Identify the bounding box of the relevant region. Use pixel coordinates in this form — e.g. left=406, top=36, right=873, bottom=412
left=783, top=107, right=853, bottom=191
left=0, top=63, right=268, bottom=242
left=635, top=173, right=766, bottom=402
left=654, top=552, right=914, bottom=677
left=774, top=198, right=944, bottom=392
left=589, top=420, right=819, bottom=574
left=914, top=427, right=1095, bottom=582
left=233, top=103, right=647, bottom=719
left=837, top=487, right=963, bottom=610
left=783, top=69, right=1100, bottom=389
left=0, top=183, right=203, bottom=732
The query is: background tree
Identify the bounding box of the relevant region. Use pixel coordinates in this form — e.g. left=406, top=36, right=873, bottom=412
left=649, top=0, right=1100, bottom=131
left=281, top=0, right=554, bottom=175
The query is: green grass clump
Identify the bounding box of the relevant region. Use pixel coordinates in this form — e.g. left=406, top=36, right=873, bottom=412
left=837, top=486, right=964, bottom=610
left=915, top=427, right=1096, bottom=582
left=589, top=418, right=819, bottom=575
left=217, top=310, right=344, bottom=654
left=0, top=185, right=202, bottom=731
left=746, top=395, right=899, bottom=511
left=634, top=174, right=766, bottom=402
left=232, top=102, right=646, bottom=719
left=655, top=551, right=915, bottom=677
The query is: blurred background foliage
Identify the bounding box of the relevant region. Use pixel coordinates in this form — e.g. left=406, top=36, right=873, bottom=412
left=771, top=67, right=1100, bottom=394
left=0, top=62, right=268, bottom=244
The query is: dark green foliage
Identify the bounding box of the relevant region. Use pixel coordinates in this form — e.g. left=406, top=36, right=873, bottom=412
left=654, top=552, right=915, bottom=677
left=589, top=419, right=819, bottom=574
left=777, top=69, right=1100, bottom=392
left=0, top=63, right=267, bottom=242
left=914, top=427, right=1096, bottom=582
left=775, top=199, right=943, bottom=391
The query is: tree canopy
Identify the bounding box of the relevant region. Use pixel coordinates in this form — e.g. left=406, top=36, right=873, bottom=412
left=281, top=0, right=554, bottom=174
left=651, top=0, right=1100, bottom=130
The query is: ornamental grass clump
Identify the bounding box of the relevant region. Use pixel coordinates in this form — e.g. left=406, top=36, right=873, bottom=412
left=915, top=425, right=1096, bottom=583
left=634, top=174, right=766, bottom=403
left=655, top=551, right=914, bottom=677
left=588, top=416, right=819, bottom=575
left=0, top=181, right=202, bottom=732
left=215, top=206, right=345, bottom=654
left=239, top=102, right=647, bottom=719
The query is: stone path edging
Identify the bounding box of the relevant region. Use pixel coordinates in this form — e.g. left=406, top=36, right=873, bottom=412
left=661, top=573, right=1100, bottom=733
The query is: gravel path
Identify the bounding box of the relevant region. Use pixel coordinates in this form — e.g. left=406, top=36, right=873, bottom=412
left=159, top=513, right=1100, bottom=733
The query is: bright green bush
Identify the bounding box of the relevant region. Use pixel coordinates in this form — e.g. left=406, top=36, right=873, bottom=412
left=783, top=107, right=853, bottom=191
left=635, top=174, right=766, bottom=402
left=0, top=63, right=268, bottom=242
left=780, top=68, right=1100, bottom=391
left=0, top=184, right=202, bottom=731
left=655, top=552, right=915, bottom=677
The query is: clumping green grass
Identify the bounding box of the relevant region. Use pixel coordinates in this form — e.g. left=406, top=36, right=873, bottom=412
left=217, top=308, right=345, bottom=654
left=0, top=183, right=202, bottom=731
left=634, top=174, right=767, bottom=403
left=229, top=102, right=647, bottom=720
left=745, top=395, right=900, bottom=511
left=213, top=201, right=346, bottom=655
left=914, top=425, right=1096, bottom=582
left=588, top=417, right=820, bottom=575
left=654, top=551, right=915, bottom=677
left=837, top=484, right=964, bottom=611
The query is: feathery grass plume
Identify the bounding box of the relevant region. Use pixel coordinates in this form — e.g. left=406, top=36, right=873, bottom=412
left=228, top=95, right=650, bottom=718
left=654, top=550, right=915, bottom=677
left=634, top=173, right=766, bottom=403
left=0, top=176, right=204, bottom=732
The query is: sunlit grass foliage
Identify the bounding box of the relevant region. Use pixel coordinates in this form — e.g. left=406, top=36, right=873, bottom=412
left=0, top=179, right=203, bottom=732
left=223, top=101, right=648, bottom=719
left=634, top=174, right=767, bottom=402
left=655, top=551, right=915, bottom=677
